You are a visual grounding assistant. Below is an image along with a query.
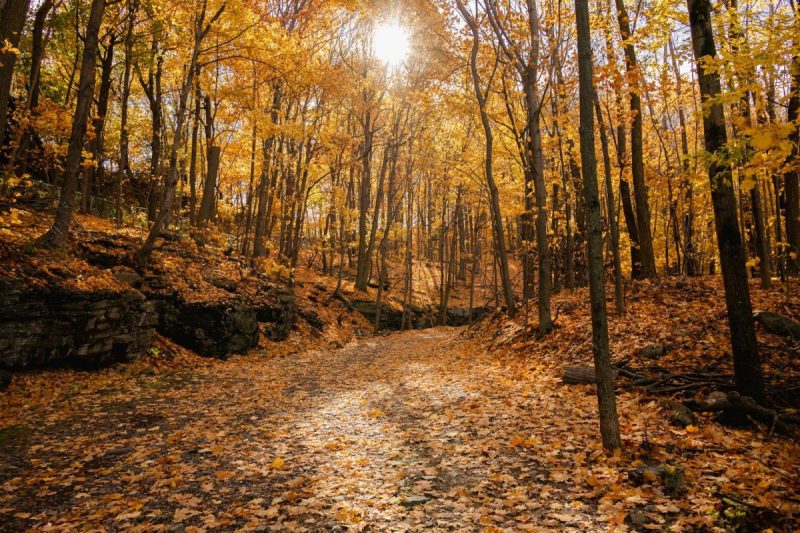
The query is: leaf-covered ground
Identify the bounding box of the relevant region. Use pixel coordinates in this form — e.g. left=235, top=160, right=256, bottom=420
left=2, top=327, right=798, bottom=531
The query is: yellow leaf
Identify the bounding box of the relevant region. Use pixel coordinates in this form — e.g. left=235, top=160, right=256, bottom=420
left=643, top=469, right=659, bottom=482
left=271, top=457, right=285, bottom=469
left=685, top=425, right=698, bottom=434
left=751, top=131, right=773, bottom=151
left=335, top=507, right=362, bottom=524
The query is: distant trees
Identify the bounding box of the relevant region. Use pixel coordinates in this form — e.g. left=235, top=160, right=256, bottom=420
left=0, top=0, right=794, bottom=337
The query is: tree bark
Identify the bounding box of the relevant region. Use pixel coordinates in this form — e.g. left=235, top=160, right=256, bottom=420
left=0, top=0, right=30, bottom=150
left=37, top=0, right=106, bottom=248
left=575, top=0, right=621, bottom=451
left=614, top=0, right=657, bottom=278
left=687, top=0, right=765, bottom=404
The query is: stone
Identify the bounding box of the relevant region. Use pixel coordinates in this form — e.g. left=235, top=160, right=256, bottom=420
left=208, top=275, right=237, bottom=292
left=403, top=495, right=430, bottom=507
left=638, top=344, right=667, bottom=359
left=301, top=309, right=325, bottom=330
left=0, top=277, right=157, bottom=370
left=156, top=297, right=259, bottom=358
left=112, top=268, right=142, bottom=287
left=659, top=399, right=697, bottom=428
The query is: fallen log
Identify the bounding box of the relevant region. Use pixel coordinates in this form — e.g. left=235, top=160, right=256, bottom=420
left=562, top=366, right=619, bottom=385
left=753, top=311, right=800, bottom=339
left=691, top=391, right=800, bottom=436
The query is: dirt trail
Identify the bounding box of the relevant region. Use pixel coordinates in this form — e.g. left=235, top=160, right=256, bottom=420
left=8, top=325, right=795, bottom=531
left=2, top=328, right=626, bottom=531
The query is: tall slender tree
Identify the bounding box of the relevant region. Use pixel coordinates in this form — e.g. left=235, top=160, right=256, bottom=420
left=687, top=0, right=765, bottom=404
left=37, top=0, right=107, bottom=248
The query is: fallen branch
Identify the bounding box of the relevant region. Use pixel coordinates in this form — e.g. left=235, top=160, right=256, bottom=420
left=691, top=391, right=799, bottom=436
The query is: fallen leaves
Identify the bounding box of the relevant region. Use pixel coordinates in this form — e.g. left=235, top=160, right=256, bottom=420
left=1, top=313, right=798, bottom=531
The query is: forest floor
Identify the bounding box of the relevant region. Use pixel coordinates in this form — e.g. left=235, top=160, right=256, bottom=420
left=2, top=325, right=799, bottom=532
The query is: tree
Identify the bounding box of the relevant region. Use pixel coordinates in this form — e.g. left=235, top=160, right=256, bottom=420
left=486, top=0, right=552, bottom=332
left=37, top=0, right=107, bottom=248
left=687, top=0, right=765, bottom=404
left=613, top=0, right=657, bottom=278
left=575, top=0, right=621, bottom=451
left=455, top=0, right=516, bottom=317
left=0, top=0, right=30, bottom=152
left=136, top=0, right=226, bottom=264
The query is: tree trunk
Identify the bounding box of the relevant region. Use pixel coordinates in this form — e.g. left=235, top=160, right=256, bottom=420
left=455, top=0, right=516, bottom=316
left=116, top=0, right=136, bottom=226
left=0, top=0, right=30, bottom=150
left=687, top=0, right=765, bottom=404
left=614, top=0, right=657, bottom=278
left=575, top=0, right=621, bottom=451
left=355, top=106, right=375, bottom=291
left=136, top=0, right=226, bottom=264
left=253, top=83, right=281, bottom=257
left=785, top=41, right=800, bottom=275
left=595, top=91, right=625, bottom=314
left=37, top=0, right=106, bottom=248
left=7, top=0, right=53, bottom=174
left=524, top=0, right=553, bottom=333
left=81, top=35, right=115, bottom=214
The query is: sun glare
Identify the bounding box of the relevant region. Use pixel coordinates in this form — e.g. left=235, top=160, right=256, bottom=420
left=372, top=21, right=410, bottom=68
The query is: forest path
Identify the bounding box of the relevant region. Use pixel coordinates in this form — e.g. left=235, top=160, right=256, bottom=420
left=1, top=328, right=614, bottom=531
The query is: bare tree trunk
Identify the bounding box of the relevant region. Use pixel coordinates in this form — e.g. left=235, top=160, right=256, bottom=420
left=37, top=0, right=106, bottom=248
left=614, top=0, right=657, bottom=278
left=456, top=0, right=516, bottom=316
left=687, top=0, right=765, bottom=404
left=575, top=0, right=621, bottom=451
left=594, top=91, right=625, bottom=314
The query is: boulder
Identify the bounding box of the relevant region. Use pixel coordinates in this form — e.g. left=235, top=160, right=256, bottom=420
left=112, top=267, right=142, bottom=287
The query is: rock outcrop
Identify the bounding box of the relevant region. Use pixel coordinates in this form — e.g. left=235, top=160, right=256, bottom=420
left=0, top=277, right=157, bottom=369
left=350, top=299, right=488, bottom=330
left=155, top=297, right=259, bottom=358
